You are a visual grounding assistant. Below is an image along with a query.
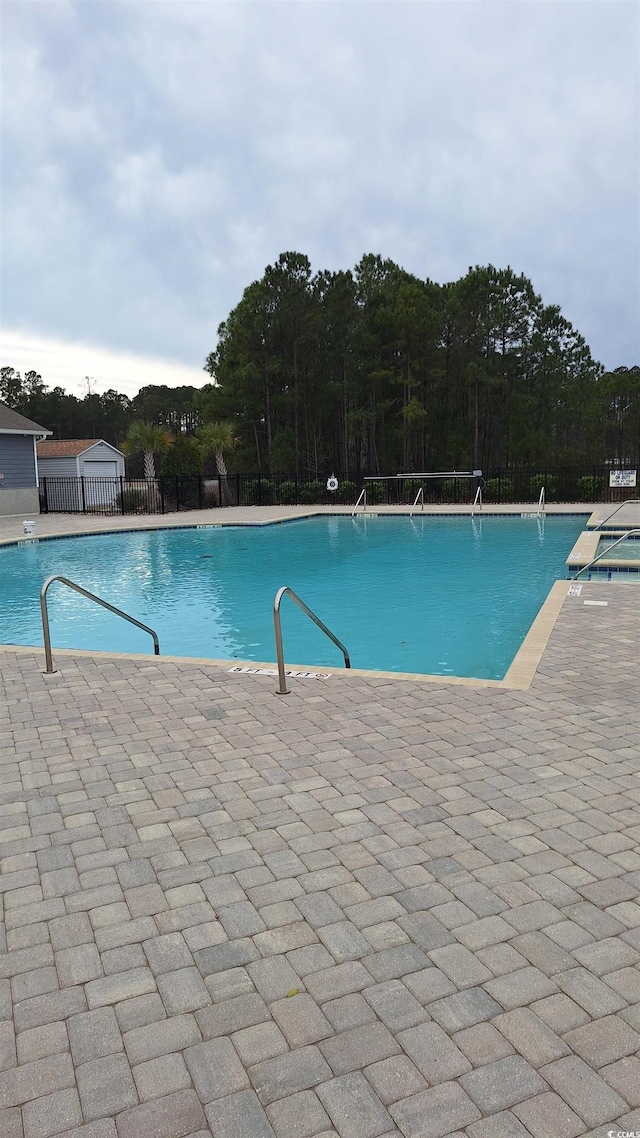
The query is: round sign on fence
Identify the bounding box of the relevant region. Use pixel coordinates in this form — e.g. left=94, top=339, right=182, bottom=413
left=326, top=475, right=338, bottom=492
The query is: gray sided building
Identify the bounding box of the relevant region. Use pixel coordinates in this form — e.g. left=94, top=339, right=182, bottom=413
left=0, top=402, right=52, bottom=516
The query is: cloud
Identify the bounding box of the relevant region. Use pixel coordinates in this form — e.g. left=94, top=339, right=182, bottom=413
left=1, top=0, right=638, bottom=380
left=0, top=328, right=208, bottom=399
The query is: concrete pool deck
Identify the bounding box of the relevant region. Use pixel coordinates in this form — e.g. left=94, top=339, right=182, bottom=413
left=1, top=509, right=639, bottom=1138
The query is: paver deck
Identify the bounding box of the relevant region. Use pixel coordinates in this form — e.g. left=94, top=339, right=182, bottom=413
left=0, top=513, right=639, bottom=1137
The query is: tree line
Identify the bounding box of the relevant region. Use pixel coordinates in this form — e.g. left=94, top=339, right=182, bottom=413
left=2, top=252, right=639, bottom=478
left=206, top=254, right=639, bottom=476
left=0, top=371, right=205, bottom=476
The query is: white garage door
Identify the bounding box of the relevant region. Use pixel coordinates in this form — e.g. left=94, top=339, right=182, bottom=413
left=83, top=461, right=119, bottom=478
left=82, top=461, right=120, bottom=508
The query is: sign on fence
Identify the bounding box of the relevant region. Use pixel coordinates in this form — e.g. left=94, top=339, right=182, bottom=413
left=609, top=470, right=637, bottom=488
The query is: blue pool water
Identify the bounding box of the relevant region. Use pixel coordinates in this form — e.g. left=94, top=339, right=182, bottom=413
left=597, top=535, right=640, bottom=561
left=0, top=516, right=584, bottom=679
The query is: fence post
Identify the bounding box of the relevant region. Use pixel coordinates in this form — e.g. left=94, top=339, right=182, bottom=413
left=80, top=477, right=86, bottom=513
left=119, top=476, right=125, bottom=515
left=175, top=477, right=180, bottom=513
left=197, top=475, right=202, bottom=509
left=236, top=473, right=240, bottom=505
left=160, top=478, right=165, bottom=514
left=42, top=477, right=48, bottom=513
left=218, top=474, right=222, bottom=505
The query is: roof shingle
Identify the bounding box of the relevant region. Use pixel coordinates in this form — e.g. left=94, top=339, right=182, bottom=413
left=0, top=401, right=52, bottom=435
left=36, top=439, right=120, bottom=457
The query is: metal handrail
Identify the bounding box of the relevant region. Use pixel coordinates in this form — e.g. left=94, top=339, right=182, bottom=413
left=572, top=530, right=640, bottom=579
left=273, top=586, right=350, bottom=695
left=352, top=488, right=367, bottom=517
left=536, top=486, right=545, bottom=517
left=593, top=498, right=640, bottom=530
left=410, top=487, right=424, bottom=517
left=471, top=486, right=482, bottom=517
left=40, top=575, right=159, bottom=674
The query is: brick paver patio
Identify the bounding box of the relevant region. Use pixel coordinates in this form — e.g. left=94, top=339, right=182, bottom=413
left=0, top=567, right=638, bottom=1137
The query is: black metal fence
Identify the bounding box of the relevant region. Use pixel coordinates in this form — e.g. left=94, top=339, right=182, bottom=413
left=40, top=476, right=210, bottom=515
left=39, top=466, right=638, bottom=515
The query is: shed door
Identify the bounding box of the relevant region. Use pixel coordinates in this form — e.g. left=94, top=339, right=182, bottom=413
left=82, top=460, right=119, bottom=508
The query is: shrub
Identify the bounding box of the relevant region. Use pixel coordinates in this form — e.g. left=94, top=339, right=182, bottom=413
left=366, top=480, right=386, bottom=504
left=483, top=478, right=514, bottom=502
left=441, top=478, right=466, bottom=503
left=335, top=479, right=356, bottom=504
left=120, top=488, right=147, bottom=513
left=244, top=479, right=273, bottom=505
left=402, top=480, right=420, bottom=503
left=277, top=480, right=298, bottom=505
left=529, top=474, right=557, bottom=501
left=576, top=475, right=605, bottom=502
left=299, top=480, right=324, bottom=504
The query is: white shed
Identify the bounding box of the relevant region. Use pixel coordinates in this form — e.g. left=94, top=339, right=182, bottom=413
left=37, top=439, right=126, bottom=510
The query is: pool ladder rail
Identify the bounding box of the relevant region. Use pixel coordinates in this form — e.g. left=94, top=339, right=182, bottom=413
left=572, top=530, right=640, bottom=580
left=40, top=575, right=160, bottom=674
left=410, top=487, right=424, bottom=517
left=273, top=586, right=350, bottom=695
left=352, top=488, right=367, bottom=517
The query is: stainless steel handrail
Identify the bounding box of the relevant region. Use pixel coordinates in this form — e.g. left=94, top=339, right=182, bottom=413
left=471, top=485, right=482, bottom=517
left=273, top=586, right=350, bottom=695
left=410, top=487, right=424, bottom=517
left=352, top=488, right=367, bottom=517
left=40, top=575, right=160, bottom=674
left=572, top=530, right=640, bottom=580
left=536, top=486, right=545, bottom=517
left=593, top=498, right=640, bottom=530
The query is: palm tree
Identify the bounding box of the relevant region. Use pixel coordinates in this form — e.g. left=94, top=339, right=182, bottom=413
left=125, top=421, right=173, bottom=511
left=125, top=421, right=173, bottom=479
left=196, top=422, right=240, bottom=506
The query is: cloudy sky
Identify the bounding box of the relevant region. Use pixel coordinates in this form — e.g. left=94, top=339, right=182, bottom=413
left=1, top=0, right=638, bottom=398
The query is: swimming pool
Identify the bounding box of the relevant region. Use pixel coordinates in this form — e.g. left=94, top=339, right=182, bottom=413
left=0, top=515, right=585, bottom=679
left=596, top=534, right=640, bottom=562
